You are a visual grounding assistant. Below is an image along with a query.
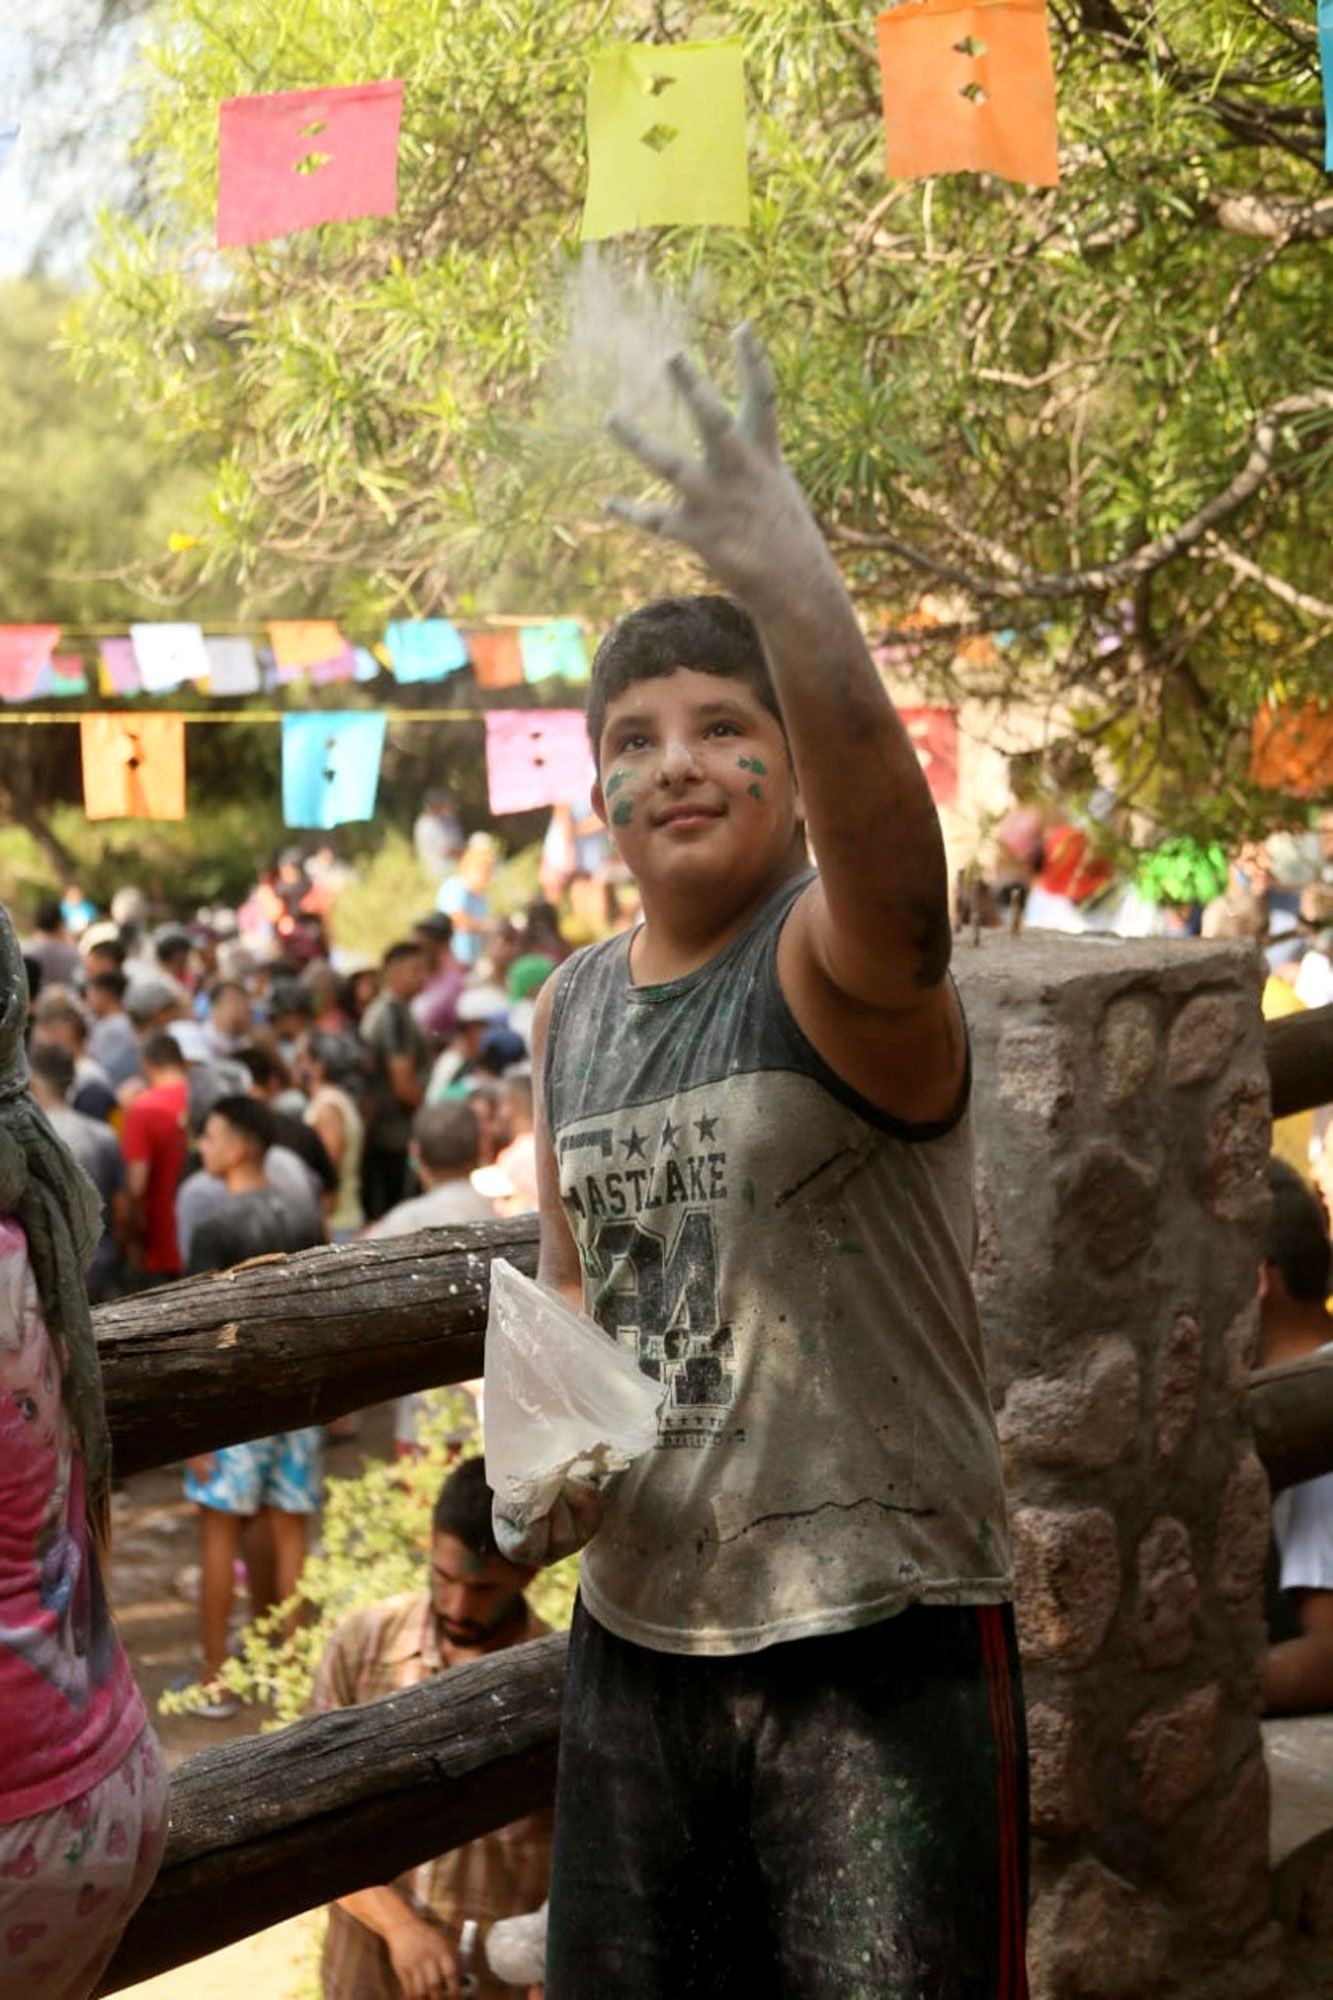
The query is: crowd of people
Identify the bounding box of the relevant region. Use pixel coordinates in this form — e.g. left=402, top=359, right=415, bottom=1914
left=16, top=841, right=596, bottom=1300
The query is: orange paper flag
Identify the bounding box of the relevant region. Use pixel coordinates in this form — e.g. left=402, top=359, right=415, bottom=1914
left=80, top=715, right=187, bottom=822
left=1251, top=701, right=1333, bottom=798
left=877, top=0, right=1059, bottom=187
left=268, top=620, right=353, bottom=681
left=466, top=630, right=524, bottom=690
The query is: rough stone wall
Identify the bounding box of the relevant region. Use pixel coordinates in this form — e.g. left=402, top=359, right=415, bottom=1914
left=954, top=933, right=1281, bottom=2000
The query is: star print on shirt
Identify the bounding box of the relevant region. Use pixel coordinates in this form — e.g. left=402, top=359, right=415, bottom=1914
left=621, top=1126, right=647, bottom=1160
left=694, top=1112, right=718, bottom=1143
left=661, top=1118, right=681, bottom=1151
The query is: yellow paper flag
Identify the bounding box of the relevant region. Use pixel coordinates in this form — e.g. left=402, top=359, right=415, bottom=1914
left=582, top=39, right=750, bottom=240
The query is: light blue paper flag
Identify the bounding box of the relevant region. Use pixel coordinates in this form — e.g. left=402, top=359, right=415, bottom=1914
left=281, top=712, right=387, bottom=829
left=0, top=126, right=18, bottom=178
left=1312, top=1, right=1320, bottom=170
left=354, top=647, right=382, bottom=683
left=384, top=619, right=470, bottom=683
left=519, top=620, right=590, bottom=685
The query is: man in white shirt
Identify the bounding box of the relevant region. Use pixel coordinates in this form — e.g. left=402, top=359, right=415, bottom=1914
left=1261, top=1158, right=1333, bottom=1713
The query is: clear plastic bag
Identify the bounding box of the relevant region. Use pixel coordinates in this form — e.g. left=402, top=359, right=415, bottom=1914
left=483, top=1258, right=663, bottom=1524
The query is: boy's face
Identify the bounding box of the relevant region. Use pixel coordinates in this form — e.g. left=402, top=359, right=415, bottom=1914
left=593, top=669, right=799, bottom=898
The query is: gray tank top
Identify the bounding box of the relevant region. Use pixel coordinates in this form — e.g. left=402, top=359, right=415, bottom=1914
left=545, top=873, right=1011, bottom=1656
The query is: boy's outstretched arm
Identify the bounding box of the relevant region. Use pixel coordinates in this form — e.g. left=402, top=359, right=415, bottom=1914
left=607, top=328, right=954, bottom=1034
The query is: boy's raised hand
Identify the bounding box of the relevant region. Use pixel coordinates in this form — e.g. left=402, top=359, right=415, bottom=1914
left=606, top=324, right=839, bottom=615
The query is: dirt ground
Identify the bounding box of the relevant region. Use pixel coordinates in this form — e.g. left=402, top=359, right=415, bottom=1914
left=108, top=1407, right=397, bottom=2000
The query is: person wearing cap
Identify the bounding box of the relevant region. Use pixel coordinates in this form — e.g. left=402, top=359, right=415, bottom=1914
left=505, top=955, right=557, bottom=1054
left=435, top=835, right=496, bottom=971
left=124, top=973, right=188, bottom=1043
left=425, top=984, right=510, bottom=1103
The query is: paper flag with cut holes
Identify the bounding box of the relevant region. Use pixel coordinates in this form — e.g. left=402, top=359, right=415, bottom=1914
left=203, top=636, right=262, bottom=697
left=129, top=622, right=210, bottom=694
left=1312, top=1, right=1320, bottom=172
left=33, top=654, right=89, bottom=698
left=281, top=712, right=387, bottom=830
left=519, top=620, right=591, bottom=686
left=0, top=625, right=60, bottom=702
left=466, top=629, right=525, bottom=690
left=485, top=710, right=596, bottom=817
left=217, top=82, right=404, bottom=247
left=98, top=638, right=142, bottom=697
left=582, top=39, right=750, bottom=239
left=268, top=620, right=355, bottom=684
left=877, top=0, right=1059, bottom=187
left=0, top=125, right=18, bottom=179
left=81, top=715, right=186, bottom=822
left=900, top=706, right=959, bottom=807
left=385, top=619, right=470, bottom=683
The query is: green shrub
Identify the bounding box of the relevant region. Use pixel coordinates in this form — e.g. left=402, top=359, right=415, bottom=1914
left=328, top=828, right=437, bottom=963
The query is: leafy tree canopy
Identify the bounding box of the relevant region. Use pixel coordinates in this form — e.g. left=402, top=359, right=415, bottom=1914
left=70, top=0, right=1333, bottom=841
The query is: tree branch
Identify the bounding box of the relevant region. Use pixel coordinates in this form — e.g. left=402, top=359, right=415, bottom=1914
left=1204, top=535, right=1333, bottom=623
left=1201, top=192, right=1333, bottom=242
left=827, top=392, right=1333, bottom=604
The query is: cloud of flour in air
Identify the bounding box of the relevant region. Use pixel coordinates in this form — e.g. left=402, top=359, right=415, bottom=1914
left=544, top=244, right=711, bottom=465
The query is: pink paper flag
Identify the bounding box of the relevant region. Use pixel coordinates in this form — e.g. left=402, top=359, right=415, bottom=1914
left=217, top=82, right=404, bottom=248
left=485, top=710, right=596, bottom=816
left=0, top=625, right=60, bottom=701
left=99, top=637, right=143, bottom=695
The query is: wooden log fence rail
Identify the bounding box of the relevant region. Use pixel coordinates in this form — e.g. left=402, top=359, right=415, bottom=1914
left=100, top=1635, right=567, bottom=1992
left=87, top=1000, right=1332, bottom=1987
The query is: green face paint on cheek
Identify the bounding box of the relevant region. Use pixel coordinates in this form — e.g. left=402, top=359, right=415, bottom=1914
left=612, top=799, right=635, bottom=828
left=748, top=782, right=764, bottom=802
left=737, top=756, right=769, bottom=776
left=605, top=769, right=631, bottom=797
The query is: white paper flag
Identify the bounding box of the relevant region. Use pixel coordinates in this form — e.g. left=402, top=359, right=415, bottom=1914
left=203, top=636, right=262, bottom=696
left=130, top=622, right=211, bottom=694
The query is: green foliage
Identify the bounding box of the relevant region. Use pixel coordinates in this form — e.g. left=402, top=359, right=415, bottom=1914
left=0, top=794, right=288, bottom=920
left=71, top=0, right=1333, bottom=837
left=164, top=1392, right=579, bottom=1728
left=326, top=828, right=437, bottom=961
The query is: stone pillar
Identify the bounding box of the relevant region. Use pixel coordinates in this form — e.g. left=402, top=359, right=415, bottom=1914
left=955, top=933, right=1281, bottom=2000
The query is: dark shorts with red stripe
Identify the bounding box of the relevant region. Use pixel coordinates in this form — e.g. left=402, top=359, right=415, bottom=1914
left=546, top=1595, right=1029, bottom=2000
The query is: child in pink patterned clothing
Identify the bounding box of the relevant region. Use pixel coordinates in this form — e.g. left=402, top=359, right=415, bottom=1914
left=0, top=899, right=167, bottom=1999
left=0, top=1220, right=167, bottom=1996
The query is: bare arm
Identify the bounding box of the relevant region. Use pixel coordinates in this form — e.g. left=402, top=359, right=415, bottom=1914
left=385, top=1050, right=425, bottom=1113
left=1264, top=1590, right=1333, bottom=1714
left=336, top=1886, right=459, bottom=2000
left=309, top=1099, right=346, bottom=1173
left=608, top=328, right=952, bottom=1011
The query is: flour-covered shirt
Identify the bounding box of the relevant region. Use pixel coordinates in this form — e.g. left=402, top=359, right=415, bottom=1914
left=544, top=872, right=1011, bottom=1657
